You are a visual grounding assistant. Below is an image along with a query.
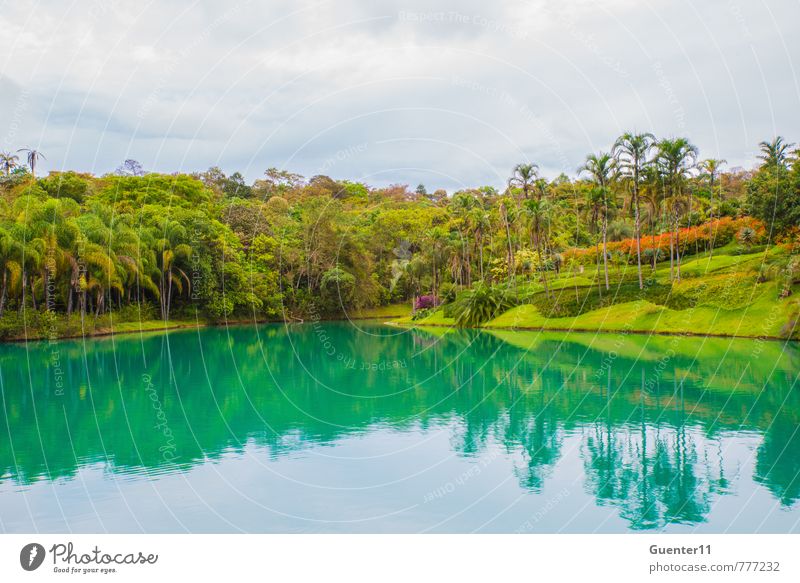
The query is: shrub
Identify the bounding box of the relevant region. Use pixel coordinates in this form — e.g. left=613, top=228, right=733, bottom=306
left=319, top=267, right=356, bottom=314
left=438, top=282, right=457, bottom=304
left=737, top=227, right=756, bottom=250
left=0, top=311, right=24, bottom=339
left=411, top=308, right=433, bottom=321
left=414, top=295, right=438, bottom=310
left=451, top=283, right=515, bottom=327
left=562, top=217, right=766, bottom=266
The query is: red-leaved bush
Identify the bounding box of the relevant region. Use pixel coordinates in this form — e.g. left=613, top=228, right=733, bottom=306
left=414, top=295, right=438, bottom=310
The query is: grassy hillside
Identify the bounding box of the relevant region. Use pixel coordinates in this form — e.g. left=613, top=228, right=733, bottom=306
left=396, top=245, right=800, bottom=340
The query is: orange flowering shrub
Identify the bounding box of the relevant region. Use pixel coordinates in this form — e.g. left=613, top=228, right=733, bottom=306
left=778, top=226, right=800, bottom=254
left=563, top=217, right=766, bottom=265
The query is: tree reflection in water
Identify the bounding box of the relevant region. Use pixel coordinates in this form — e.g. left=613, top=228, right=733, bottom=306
left=0, top=322, right=798, bottom=530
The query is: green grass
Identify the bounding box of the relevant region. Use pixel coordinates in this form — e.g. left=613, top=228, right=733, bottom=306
left=397, top=248, right=800, bottom=340
left=395, top=310, right=456, bottom=327
left=97, top=320, right=203, bottom=334
left=349, top=303, right=411, bottom=319
left=484, top=281, right=798, bottom=339
left=659, top=252, right=765, bottom=280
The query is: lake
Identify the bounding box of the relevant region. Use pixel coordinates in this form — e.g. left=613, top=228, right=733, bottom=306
left=1, top=321, right=798, bottom=533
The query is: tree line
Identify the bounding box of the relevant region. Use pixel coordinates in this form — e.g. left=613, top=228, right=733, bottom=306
left=0, top=134, right=797, bottom=336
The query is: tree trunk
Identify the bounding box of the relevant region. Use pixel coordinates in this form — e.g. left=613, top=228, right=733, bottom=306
left=596, top=242, right=602, bottom=298
left=166, top=271, right=174, bottom=320
left=669, top=230, right=674, bottom=281
left=708, top=183, right=715, bottom=260
left=535, top=219, right=550, bottom=299
left=478, top=236, right=484, bottom=281
left=602, top=201, right=609, bottom=291
left=503, top=208, right=515, bottom=288
left=29, top=275, right=37, bottom=310
left=0, top=270, right=6, bottom=316
left=44, top=269, right=50, bottom=311
left=674, top=209, right=681, bottom=281
left=634, top=178, right=643, bottom=289
left=651, top=211, right=657, bottom=271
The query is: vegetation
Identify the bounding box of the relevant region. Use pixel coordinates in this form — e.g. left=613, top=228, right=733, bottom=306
left=0, top=132, right=798, bottom=340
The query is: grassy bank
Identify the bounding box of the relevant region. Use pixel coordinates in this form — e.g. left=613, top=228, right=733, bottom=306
left=0, top=302, right=416, bottom=343
left=395, top=246, right=800, bottom=340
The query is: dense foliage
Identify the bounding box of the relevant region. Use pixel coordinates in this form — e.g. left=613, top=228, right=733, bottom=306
left=0, top=134, right=798, bottom=337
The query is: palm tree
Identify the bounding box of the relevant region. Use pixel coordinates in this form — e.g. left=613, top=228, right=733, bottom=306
left=698, top=158, right=726, bottom=258
left=639, top=165, right=663, bottom=269
left=699, top=158, right=726, bottom=192
left=451, top=192, right=477, bottom=286
left=656, top=138, right=698, bottom=281
left=0, top=227, right=23, bottom=315
left=757, top=137, right=794, bottom=170
left=613, top=132, right=655, bottom=289
left=155, top=220, right=192, bottom=320
left=470, top=208, right=491, bottom=281
left=523, top=197, right=552, bottom=297
left=424, top=227, right=448, bottom=299
left=580, top=152, right=617, bottom=290
left=508, top=163, right=540, bottom=200
left=17, top=148, right=46, bottom=179
left=0, top=152, right=19, bottom=176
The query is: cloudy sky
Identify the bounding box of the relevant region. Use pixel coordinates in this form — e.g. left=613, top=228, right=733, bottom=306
left=1, top=0, right=798, bottom=191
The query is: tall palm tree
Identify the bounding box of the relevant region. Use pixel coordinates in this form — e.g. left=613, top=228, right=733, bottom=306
left=499, top=197, right=517, bottom=287
left=451, top=192, right=477, bottom=286
left=639, top=164, right=664, bottom=269
left=699, top=158, right=726, bottom=192
left=508, top=163, right=540, bottom=200
left=523, top=197, right=552, bottom=297
left=17, top=148, right=46, bottom=179
left=757, top=137, right=794, bottom=170
left=698, top=158, right=726, bottom=258
left=0, top=152, right=19, bottom=176
left=656, top=138, right=698, bottom=281
left=424, top=226, right=448, bottom=299
left=155, top=220, right=192, bottom=320
left=0, top=227, right=23, bottom=315
left=470, top=208, right=491, bottom=281
left=614, top=132, right=655, bottom=289
left=580, top=152, right=617, bottom=290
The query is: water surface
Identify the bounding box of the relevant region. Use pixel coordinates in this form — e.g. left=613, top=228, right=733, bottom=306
left=1, top=321, right=798, bottom=533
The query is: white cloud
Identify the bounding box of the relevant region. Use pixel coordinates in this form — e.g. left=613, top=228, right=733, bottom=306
left=0, top=0, right=798, bottom=190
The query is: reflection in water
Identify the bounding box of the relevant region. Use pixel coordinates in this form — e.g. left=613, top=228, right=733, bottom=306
left=0, top=322, right=798, bottom=532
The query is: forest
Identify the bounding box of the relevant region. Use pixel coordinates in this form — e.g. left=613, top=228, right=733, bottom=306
left=0, top=133, right=798, bottom=340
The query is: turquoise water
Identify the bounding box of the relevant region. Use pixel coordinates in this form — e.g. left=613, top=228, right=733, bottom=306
left=0, top=321, right=798, bottom=533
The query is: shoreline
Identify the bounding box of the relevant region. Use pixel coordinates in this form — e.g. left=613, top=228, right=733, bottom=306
left=0, top=310, right=793, bottom=345
left=387, top=320, right=797, bottom=342
left=0, top=314, right=407, bottom=344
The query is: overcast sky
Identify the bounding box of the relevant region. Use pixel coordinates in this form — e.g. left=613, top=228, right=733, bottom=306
left=2, top=0, right=799, bottom=191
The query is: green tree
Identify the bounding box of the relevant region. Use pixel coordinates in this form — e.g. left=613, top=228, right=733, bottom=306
left=17, top=148, right=45, bottom=179
left=614, top=132, right=655, bottom=289
left=508, top=163, right=539, bottom=200
left=0, top=152, right=19, bottom=176
left=747, top=142, right=799, bottom=236
left=757, top=136, right=794, bottom=171
left=656, top=138, right=698, bottom=281
left=698, top=158, right=727, bottom=257
left=580, top=152, right=617, bottom=290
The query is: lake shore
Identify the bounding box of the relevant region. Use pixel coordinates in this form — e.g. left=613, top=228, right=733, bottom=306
left=388, top=319, right=796, bottom=342
left=0, top=310, right=411, bottom=344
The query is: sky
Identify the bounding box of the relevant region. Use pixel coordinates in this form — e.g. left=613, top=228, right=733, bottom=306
left=1, top=0, right=799, bottom=191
